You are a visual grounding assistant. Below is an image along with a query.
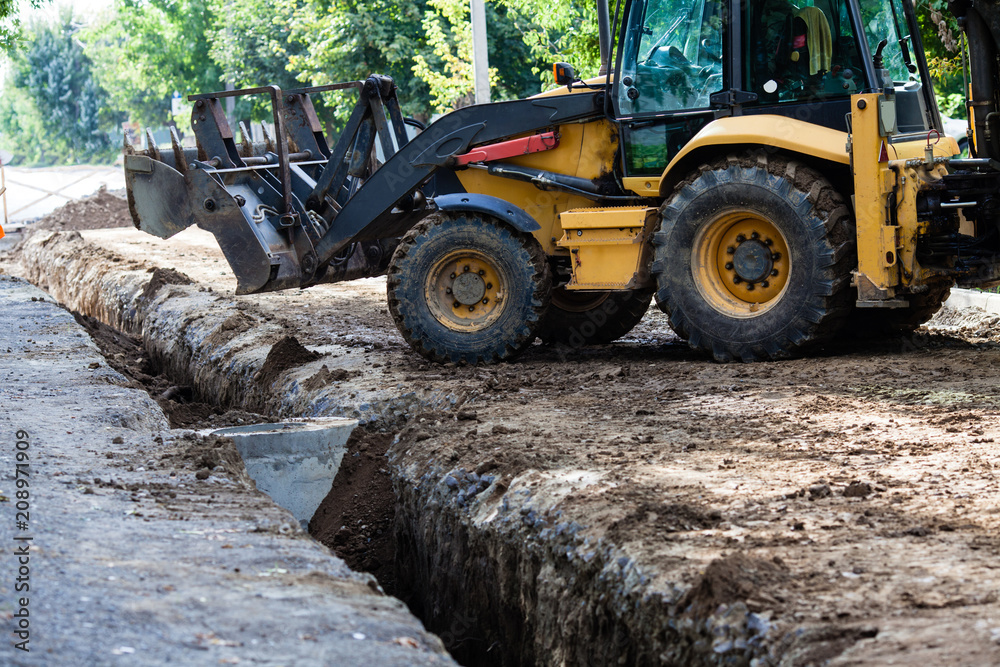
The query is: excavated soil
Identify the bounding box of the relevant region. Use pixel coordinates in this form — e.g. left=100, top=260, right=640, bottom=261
left=30, top=185, right=132, bottom=231
left=310, top=428, right=398, bottom=593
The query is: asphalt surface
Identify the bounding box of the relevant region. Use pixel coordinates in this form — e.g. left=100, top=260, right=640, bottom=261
left=0, top=275, right=456, bottom=666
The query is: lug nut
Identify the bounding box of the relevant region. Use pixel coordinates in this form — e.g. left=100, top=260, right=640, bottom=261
left=478, top=269, right=485, bottom=276
left=736, top=234, right=746, bottom=242
left=761, top=281, right=770, bottom=288
left=450, top=272, right=456, bottom=279
left=454, top=301, right=461, bottom=308
left=764, top=238, right=773, bottom=246
left=746, top=283, right=755, bottom=290
left=751, top=231, right=759, bottom=239
left=446, top=288, right=452, bottom=294
left=464, top=265, right=470, bottom=272
left=771, top=269, right=779, bottom=277
left=726, top=246, right=736, bottom=255
left=468, top=306, right=475, bottom=312
left=725, top=262, right=734, bottom=270
left=486, top=282, right=493, bottom=289
left=733, top=276, right=742, bottom=284
left=482, top=298, right=489, bottom=304
left=771, top=252, right=781, bottom=260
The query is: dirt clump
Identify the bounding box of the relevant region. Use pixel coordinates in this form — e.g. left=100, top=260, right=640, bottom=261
left=141, top=266, right=193, bottom=299
left=310, top=428, right=397, bottom=593
left=608, top=501, right=723, bottom=540
left=256, top=335, right=322, bottom=387
left=32, top=186, right=132, bottom=231
left=157, top=432, right=255, bottom=488
left=679, top=553, right=789, bottom=616
left=204, top=311, right=256, bottom=346
left=303, top=364, right=362, bottom=391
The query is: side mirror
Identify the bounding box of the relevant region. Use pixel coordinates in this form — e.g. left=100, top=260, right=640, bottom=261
left=553, top=62, right=576, bottom=87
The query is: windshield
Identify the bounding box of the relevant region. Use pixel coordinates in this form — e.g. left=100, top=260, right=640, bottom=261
left=616, top=0, right=725, bottom=115
left=860, top=0, right=924, bottom=85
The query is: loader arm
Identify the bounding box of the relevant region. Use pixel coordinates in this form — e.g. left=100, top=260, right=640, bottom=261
left=125, top=75, right=604, bottom=295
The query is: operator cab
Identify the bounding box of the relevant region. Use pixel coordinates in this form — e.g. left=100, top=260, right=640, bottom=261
left=610, top=0, right=939, bottom=178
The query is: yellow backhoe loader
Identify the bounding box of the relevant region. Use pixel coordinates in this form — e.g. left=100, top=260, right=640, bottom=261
left=124, top=0, right=1000, bottom=363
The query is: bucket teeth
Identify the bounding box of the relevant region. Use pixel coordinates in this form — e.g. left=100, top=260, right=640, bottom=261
left=170, top=126, right=187, bottom=175
left=123, top=131, right=135, bottom=156
left=261, top=121, right=275, bottom=154
left=239, top=121, right=254, bottom=158
left=144, top=129, right=161, bottom=161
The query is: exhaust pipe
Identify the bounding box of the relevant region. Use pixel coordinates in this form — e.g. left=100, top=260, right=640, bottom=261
left=598, top=0, right=611, bottom=76
left=963, top=5, right=1000, bottom=160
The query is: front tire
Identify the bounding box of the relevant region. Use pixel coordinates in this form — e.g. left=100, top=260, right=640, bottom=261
left=387, top=213, right=551, bottom=364
left=652, top=155, right=855, bottom=362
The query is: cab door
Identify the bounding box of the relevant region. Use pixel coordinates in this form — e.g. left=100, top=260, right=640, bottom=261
left=613, top=0, right=728, bottom=177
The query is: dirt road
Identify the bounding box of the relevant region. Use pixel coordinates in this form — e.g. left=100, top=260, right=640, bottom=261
left=6, top=201, right=1000, bottom=664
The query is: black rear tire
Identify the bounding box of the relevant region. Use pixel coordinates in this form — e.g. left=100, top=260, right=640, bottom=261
left=536, top=287, right=653, bottom=346
left=387, top=213, right=551, bottom=364
left=652, top=154, right=855, bottom=362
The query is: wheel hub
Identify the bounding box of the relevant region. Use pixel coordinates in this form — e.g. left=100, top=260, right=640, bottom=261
left=731, top=239, right=773, bottom=284
left=691, top=211, right=791, bottom=316
left=452, top=271, right=486, bottom=305
left=425, top=251, right=505, bottom=331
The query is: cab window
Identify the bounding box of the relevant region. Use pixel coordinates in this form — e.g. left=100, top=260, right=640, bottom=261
left=617, top=0, right=726, bottom=116
left=745, top=0, right=864, bottom=103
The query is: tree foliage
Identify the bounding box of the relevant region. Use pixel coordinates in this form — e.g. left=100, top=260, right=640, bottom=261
left=0, top=0, right=46, bottom=53
left=413, top=0, right=548, bottom=112
left=915, top=0, right=965, bottom=111
left=84, top=0, right=224, bottom=129
left=0, top=9, right=117, bottom=165
left=286, top=0, right=432, bottom=120
left=496, top=0, right=602, bottom=84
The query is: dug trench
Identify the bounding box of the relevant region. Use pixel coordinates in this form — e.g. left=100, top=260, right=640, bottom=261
left=6, top=206, right=1000, bottom=664
left=69, top=307, right=402, bottom=592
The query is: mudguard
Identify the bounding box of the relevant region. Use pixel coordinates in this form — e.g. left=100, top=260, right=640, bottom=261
left=433, top=192, right=541, bottom=233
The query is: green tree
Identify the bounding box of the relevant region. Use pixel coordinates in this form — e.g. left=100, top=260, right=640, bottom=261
left=207, top=0, right=313, bottom=122
left=497, top=0, right=602, bottom=85
left=0, top=9, right=118, bottom=165
left=412, top=0, right=549, bottom=113
left=84, top=0, right=225, bottom=130
left=0, top=0, right=46, bottom=53
left=915, top=0, right=965, bottom=115
left=287, top=0, right=433, bottom=120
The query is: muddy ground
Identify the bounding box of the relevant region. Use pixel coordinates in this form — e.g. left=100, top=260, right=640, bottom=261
left=5, top=196, right=1000, bottom=664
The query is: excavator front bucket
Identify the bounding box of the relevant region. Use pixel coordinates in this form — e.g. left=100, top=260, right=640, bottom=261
left=123, top=79, right=409, bottom=294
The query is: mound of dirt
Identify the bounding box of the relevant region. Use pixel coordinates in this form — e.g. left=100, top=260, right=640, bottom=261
left=32, top=186, right=132, bottom=231
left=141, top=267, right=193, bottom=299
left=159, top=432, right=255, bottom=488
left=256, top=336, right=322, bottom=387
left=679, top=553, right=788, bottom=616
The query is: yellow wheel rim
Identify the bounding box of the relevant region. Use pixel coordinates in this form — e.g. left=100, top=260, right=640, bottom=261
left=691, top=211, right=790, bottom=317
left=425, top=250, right=505, bottom=332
